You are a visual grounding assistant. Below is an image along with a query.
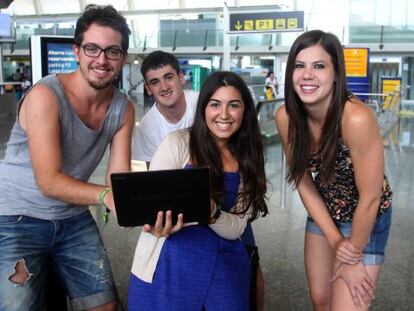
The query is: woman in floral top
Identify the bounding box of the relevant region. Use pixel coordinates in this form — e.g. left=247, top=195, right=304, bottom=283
left=275, top=30, right=392, bottom=310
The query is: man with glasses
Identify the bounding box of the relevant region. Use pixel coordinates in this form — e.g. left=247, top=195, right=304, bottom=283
left=82, top=44, right=124, bottom=60
left=0, top=5, right=134, bottom=311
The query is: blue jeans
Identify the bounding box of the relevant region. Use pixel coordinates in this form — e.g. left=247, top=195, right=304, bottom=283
left=0, top=212, right=117, bottom=311
left=306, top=208, right=392, bottom=265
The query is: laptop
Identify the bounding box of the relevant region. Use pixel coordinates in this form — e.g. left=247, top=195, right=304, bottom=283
left=110, top=167, right=211, bottom=227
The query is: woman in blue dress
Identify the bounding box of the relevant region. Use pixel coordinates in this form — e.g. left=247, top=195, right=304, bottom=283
left=128, top=71, right=268, bottom=311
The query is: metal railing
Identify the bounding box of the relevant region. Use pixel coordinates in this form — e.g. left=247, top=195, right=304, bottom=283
left=255, top=97, right=284, bottom=139
left=255, top=97, right=287, bottom=209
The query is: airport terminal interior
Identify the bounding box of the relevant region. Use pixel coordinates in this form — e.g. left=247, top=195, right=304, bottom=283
left=0, top=0, right=413, bottom=310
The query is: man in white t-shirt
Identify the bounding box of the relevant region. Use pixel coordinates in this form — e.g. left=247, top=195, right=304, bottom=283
left=132, top=51, right=199, bottom=164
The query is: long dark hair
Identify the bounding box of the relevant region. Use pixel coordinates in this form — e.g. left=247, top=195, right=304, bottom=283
left=189, top=71, right=268, bottom=221
left=284, top=30, right=350, bottom=186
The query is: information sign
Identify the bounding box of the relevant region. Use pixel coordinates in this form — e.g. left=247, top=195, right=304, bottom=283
left=229, top=11, right=304, bottom=33
left=344, top=47, right=370, bottom=100
left=344, top=48, right=369, bottom=77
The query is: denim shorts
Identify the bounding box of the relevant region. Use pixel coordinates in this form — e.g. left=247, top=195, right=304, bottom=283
left=0, top=211, right=117, bottom=311
left=305, top=208, right=392, bottom=265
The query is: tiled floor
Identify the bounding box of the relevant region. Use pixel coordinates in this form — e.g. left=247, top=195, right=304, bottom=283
left=0, top=98, right=413, bottom=310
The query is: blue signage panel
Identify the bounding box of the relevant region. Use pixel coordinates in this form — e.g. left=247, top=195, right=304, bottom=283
left=344, top=47, right=370, bottom=101
left=46, top=42, right=77, bottom=75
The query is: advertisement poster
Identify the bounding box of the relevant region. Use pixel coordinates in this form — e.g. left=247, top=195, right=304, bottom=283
left=46, top=42, right=77, bottom=75
left=344, top=47, right=370, bottom=100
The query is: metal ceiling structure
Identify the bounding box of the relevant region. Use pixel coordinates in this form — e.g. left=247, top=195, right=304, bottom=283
left=2, top=0, right=287, bottom=17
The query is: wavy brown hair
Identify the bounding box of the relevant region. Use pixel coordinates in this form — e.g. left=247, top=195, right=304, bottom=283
left=189, top=71, right=268, bottom=221
left=74, top=4, right=131, bottom=51
left=284, top=30, right=351, bottom=186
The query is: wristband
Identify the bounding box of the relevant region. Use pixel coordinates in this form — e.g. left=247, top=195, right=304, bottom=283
left=98, top=188, right=111, bottom=225
left=99, top=187, right=111, bottom=208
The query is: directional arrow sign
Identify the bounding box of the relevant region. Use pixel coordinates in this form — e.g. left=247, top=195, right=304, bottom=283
left=229, top=11, right=304, bottom=33
left=235, top=20, right=243, bottom=31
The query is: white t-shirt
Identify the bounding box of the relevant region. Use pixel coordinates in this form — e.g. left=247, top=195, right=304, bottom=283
left=263, top=77, right=278, bottom=94
left=132, top=90, right=199, bottom=162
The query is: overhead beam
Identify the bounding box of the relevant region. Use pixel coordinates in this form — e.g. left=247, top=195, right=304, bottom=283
left=32, top=0, right=42, bottom=16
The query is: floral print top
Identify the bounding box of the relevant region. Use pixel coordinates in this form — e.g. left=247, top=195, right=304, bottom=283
left=308, top=138, right=392, bottom=222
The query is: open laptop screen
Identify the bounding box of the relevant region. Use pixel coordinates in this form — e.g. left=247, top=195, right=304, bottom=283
left=110, top=167, right=211, bottom=227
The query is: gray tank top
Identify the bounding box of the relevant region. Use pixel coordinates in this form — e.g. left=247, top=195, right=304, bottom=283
left=0, top=74, right=128, bottom=220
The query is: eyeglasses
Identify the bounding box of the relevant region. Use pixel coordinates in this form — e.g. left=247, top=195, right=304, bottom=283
left=81, top=44, right=124, bottom=60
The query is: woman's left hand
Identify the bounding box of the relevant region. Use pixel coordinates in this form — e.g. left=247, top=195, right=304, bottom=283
left=142, top=210, right=184, bottom=237
left=334, top=238, right=364, bottom=265
left=331, top=260, right=375, bottom=308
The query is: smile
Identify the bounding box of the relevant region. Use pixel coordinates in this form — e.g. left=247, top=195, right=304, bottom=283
left=91, top=67, right=111, bottom=75
left=215, top=121, right=232, bottom=130
left=301, top=85, right=318, bottom=90
left=161, top=90, right=173, bottom=97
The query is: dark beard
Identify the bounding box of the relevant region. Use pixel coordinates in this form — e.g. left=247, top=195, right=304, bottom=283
left=88, top=78, right=113, bottom=90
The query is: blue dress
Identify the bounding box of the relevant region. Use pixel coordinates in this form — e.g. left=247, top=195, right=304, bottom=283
left=128, top=171, right=251, bottom=311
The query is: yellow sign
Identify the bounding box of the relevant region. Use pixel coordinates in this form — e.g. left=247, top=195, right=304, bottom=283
left=255, top=19, right=274, bottom=30
left=382, top=78, right=401, bottom=110
left=229, top=11, right=304, bottom=32
left=344, top=48, right=368, bottom=77
left=244, top=20, right=254, bottom=31
left=234, top=20, right=243, bottom=31
left=382, top=79, right=401, bottom=94
left=275, top=18, right=286, bottom=29
left=287, top=18, right=298, bottom=29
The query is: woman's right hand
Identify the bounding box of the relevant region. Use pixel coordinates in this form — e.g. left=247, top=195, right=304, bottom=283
left=334, top=238, right=364, bottom=265
left=331, top=260, right=375, bottom=308
left=142, top=210, right=184, bottom=237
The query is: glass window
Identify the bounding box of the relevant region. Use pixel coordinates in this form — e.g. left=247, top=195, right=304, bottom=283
left=84, top=0, right=130, bottom=11
left=132, top=0, right=179, bottom=10
left=183, top=0, right=230, bottom=8
left=38, top=0, right=79, bottom=14
left=4, top=0, right=36, bottom=15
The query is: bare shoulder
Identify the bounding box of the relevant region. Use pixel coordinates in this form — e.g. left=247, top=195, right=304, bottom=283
left=275, top=104, right=288, bottom=125
left=124, top=100, right=136, bottom=121
left=24, top=83, right=57, bottom=105
left=19, top=83, right=60, bottom=128
left=22, top=83, right=59, bottom=113
left=343, top=99, right=378, bottom=130
left=342, top=98, right=381, bottom=145
left=274, top=104, right=288, bottom=138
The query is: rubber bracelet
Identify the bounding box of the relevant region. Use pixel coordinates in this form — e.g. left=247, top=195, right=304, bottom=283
left=98, top=187, right=111, bottom=209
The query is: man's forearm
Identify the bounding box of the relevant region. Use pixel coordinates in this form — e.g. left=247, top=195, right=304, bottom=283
left=38, top=172, right=107, bottom=207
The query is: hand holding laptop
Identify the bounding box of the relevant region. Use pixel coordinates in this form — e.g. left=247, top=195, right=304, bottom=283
left=142, top=210, right=184, bottom=237
left=102, top=189, right=116, bottom=215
